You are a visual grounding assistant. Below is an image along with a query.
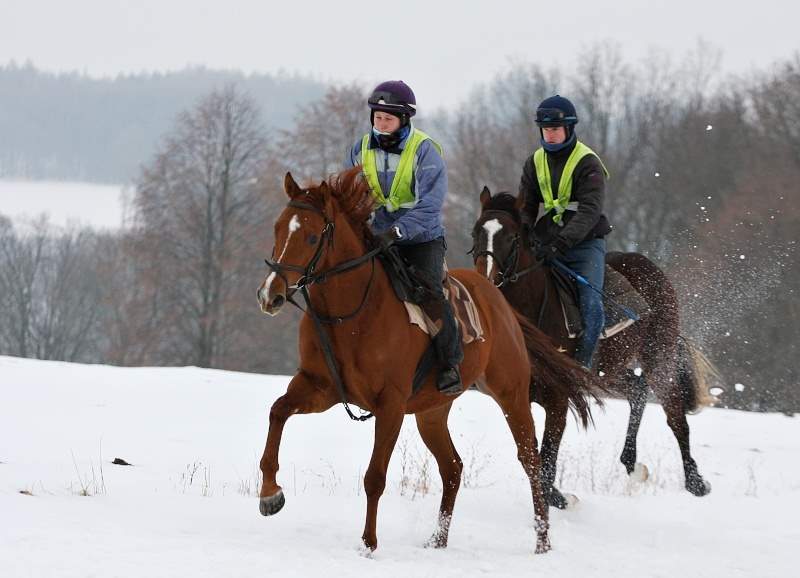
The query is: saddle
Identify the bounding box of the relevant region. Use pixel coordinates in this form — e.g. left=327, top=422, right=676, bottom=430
left=552, top=261, right=650, bottom=340
left=378, top=248, right=483, bottom=344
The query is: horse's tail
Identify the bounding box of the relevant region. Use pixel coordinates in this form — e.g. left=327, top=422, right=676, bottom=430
left=677, top=335, right=723, bottom=413
left=513, top=310, right=606, bottom=428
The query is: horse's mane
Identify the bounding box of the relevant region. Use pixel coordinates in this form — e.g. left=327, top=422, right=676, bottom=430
left=304, top=167, right=377, bottom=239
left=482, top=192, right=523, bottom=224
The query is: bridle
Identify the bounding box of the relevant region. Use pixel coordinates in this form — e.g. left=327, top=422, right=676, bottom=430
left=263, top=200, right=380, bottom=324
left=263, top=199, right=382, bottom=421
left=471, top=210, right=551, bottom=327
left=471, top=210, right=545, bottom=287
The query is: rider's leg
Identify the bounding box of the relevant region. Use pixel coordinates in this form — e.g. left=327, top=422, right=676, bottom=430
left=398, top=237, right=463, bottom=394
left=563, top=238, right=605, bottom=369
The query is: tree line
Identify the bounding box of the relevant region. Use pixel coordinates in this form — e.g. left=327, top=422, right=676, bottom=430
left=1, top=44, right=797, bottom=412
left=0, top=62, right=325, bottom=182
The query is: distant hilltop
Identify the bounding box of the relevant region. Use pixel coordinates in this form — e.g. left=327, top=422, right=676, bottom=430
left=0, top=62, right=327, bottom=183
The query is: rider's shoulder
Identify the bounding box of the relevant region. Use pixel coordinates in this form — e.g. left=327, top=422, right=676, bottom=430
left=414, top=136, right=444, bottom=164
left=575, top=149, right=605, bottom=173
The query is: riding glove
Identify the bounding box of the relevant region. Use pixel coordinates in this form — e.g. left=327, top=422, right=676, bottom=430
left=377, top=225, right=403, bottom=248
left=536, top=237, right=569, bottom=262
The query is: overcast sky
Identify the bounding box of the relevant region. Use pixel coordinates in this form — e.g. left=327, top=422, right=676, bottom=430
left=2, top=0, right=798, bottom=110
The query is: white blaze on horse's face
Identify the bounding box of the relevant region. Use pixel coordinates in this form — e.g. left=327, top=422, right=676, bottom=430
left=263, top=214, right=301, bottom=301
left=483, top=218, right=503, bottom=280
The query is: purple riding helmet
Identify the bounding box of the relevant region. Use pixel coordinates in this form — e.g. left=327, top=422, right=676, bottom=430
left=368, top=80, right=417, bottom=124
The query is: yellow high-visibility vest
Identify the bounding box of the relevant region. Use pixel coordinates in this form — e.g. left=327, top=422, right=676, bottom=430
left=361, top=128, right=443, bottom=212
left=533, top=141, right=609, bottom=223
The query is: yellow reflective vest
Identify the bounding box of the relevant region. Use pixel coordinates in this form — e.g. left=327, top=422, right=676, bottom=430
left=361, top=128, right=443, bottom=212
left=533, top=141, right=609, bottom=223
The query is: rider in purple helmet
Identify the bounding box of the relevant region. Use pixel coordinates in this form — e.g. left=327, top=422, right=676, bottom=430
left=345, top=80, right=463, bottom=395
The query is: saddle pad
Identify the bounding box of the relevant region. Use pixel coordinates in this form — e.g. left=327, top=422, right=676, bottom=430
left=556, top=264, right=650, bottom=340
left=404, top=275, right=484, bottom=344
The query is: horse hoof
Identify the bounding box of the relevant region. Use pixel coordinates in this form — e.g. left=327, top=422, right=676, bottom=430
left=629, top=462, right=649, bottom=483
left=259, top=490, right=285, bottom=516
left=361, top=537, right=378, bottom=553
left=686, top=476, right=711, bottom=497
left=547, top=487, right=568, bottom=509
left=424, top=533, right=448, bottom=549
left=535, top=539, right=551, bottom=554
left=547, top=488, right=578, bottom=509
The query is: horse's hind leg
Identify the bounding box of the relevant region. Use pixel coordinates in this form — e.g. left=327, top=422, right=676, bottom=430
left=415, top=402, right=463, bottom=548
left=620, top=370, right=649, bottom=477
left=495, top=390, right=550, bottom=553
left=655, top=390, right=711, bottom=496
left=259, top=372, right=337, bottom=516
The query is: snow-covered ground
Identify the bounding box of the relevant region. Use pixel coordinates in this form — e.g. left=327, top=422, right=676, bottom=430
left=0, top=180, right=125, bottom=230
left=1, top=355, right=797, bottom=577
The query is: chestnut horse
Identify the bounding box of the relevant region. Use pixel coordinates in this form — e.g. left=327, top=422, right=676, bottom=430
left=472, top=187, right=719, bottom=507
left=255, top=169, right=599, bottom=554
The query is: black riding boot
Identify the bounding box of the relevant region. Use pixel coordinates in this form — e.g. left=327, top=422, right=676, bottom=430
left=396, top=237, right=463, bottom=395
left=421, top=298, right=464, bottom=395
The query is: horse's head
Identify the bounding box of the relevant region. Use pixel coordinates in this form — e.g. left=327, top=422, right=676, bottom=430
left=471, top=186, right=526, bottom=286
left=257, top=172, right=337, bottom=316
left=257, top=168, right=375, bottom=316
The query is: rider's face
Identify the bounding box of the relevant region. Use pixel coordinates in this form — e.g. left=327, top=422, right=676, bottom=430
left=373, top=111, right=401, bottom=133
left=542, top=126, right=567, bottom=144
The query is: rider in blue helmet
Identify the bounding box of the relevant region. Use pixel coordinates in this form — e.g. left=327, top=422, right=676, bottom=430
left=519, top=94, right=612, bottom=370
left=345, top=80, right=463, bottom=395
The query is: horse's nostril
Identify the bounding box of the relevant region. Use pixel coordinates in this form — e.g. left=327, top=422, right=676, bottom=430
left=271, top=295, right=285, bottom=308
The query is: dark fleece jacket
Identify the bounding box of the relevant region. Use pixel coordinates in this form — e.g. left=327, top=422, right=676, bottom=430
left=518, top=139, right=612, bottom=248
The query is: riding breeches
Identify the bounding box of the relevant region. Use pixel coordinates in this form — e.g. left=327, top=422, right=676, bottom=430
left=396, top=237, right=464, bottom=368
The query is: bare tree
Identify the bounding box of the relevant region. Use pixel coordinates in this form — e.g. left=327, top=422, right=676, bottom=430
left=0, top=218, right=102, bottom=361
left=278, top=82, right=369, bottom=180
left=749, top=53, right=800, bottom=169
left=133, top=84, right=272, bottom=368
left=0, top=217, right=44, bottom=357
left=86, top=231, right=168, bottom=366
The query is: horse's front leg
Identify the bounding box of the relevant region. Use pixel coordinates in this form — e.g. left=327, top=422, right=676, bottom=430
left=259, top=371, right=337, bottom=516
left=361, top=389, right=405, bottom=551
left=539, top=398, right=571, bottom=509
left=620, top=370, right=649, bottom=477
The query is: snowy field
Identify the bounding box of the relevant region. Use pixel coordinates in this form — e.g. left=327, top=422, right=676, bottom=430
left=0, top=180, right=125, bottom=230
left=1, top=355, right=798, bottom=578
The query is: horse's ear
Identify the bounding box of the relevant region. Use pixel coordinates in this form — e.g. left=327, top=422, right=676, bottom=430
left=319, top=180, right=335, bottom=217
left=284, top=172, right=302, bottom=198
left=515, top=188, right=526, bottom=211
left=479, top=186, right=492, bottom=207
